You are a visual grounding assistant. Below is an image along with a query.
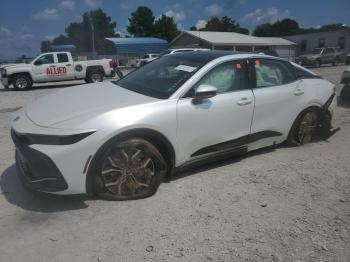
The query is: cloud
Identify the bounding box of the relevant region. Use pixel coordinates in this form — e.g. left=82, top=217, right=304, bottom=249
left=0, top=26, right=37, bottom=60
left=164, top=10, right=186, bottom=23
left=84, top=0, right=102, bottom=7
left=195, top=19, right=207, bottom=30
left=205, top=4, right=223, bottom=16
left=120, top=3, right=128, bottom=9
left=223, top=0, right=247, bottom=9
left=59, top=0, right=75, bottom=10
left=32, top=8, right=60, bottom=20
left=242, top=7, right=290, bottom=25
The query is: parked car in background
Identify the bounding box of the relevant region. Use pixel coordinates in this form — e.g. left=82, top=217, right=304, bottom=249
left=135, top=53, right=159, bottom=67
left=159, top=48, right=210, bottom=57
left=340, top=66, right=350, bottom=98
left=0, top=52, right=115, bottom=90
left=11, top=51, right=336, bottom=200
left=296, top=47, right=343, bottom=67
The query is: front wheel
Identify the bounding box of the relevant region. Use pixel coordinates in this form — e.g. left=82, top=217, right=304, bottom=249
left=12, top=75, right=32, bottom=90
left=86, top=71, right=104, bottom=83
left=287, top=109, right=320, bottom=146
left=91, top=138, right=167, bottom=200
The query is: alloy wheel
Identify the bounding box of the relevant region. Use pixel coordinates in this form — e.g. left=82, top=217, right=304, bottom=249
left=101, top=146, right=156, bottom=196
left=297, top=111, right=319, bottom=144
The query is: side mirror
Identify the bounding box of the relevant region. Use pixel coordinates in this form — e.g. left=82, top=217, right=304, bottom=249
left=193, top=85, right=217, bottom=101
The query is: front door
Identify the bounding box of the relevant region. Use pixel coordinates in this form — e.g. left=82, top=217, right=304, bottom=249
left=31, top=54, right=56, bottom=82
left=176, top=60, right=255, bottom=164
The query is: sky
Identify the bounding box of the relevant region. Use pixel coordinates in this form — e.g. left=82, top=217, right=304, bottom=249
left=0, top=0, right=349, bottom=59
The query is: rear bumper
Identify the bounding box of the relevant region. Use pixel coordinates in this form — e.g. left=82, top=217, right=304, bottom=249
left=12, top=130, right=68, bottom=192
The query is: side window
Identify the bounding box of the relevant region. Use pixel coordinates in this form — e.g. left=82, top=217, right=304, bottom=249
left=254, top=59, right=295, bottom=88
left=34, top=54, right=54, bottom=65
left=57, top=53, right=69, bottom=63
left=190, top=60, right=248, bottom=95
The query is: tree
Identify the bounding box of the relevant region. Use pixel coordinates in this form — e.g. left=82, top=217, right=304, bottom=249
left=153, top=15, right=180, bottom=42
left=49, top=8, right=116, bottom=54
left=189, top=26, right=197, bottom=31
left=127, top=6, right=155, bottom=37
left=200, top=16, right=249, bottom=34
left=253, top=18, right=300, bottom=36
left=40, top=40, right=51, bottom=53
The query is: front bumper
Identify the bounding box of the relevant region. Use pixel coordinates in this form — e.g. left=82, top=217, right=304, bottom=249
left=10, top=109, right=105, bottom=194
left=1, top=76, right=9, bottom=86
left=13, top=129, right=68, bottom=192
left=296, top=58, right=316, bottom=66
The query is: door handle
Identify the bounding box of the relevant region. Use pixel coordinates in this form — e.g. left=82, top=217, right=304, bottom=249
left=50, top=65, right=56, bottom=68
left=294, top=88, right=304, bottom=96
left=237, top=97, right=252, bottom=106
left=66, top=64, right=72, bottom=66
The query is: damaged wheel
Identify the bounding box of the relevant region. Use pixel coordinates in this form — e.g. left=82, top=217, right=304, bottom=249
left=92, top=138, right=167, bottom=200
left=287, top=109, right=320, bottom=145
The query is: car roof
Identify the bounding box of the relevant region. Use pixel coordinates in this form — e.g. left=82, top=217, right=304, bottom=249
left=169, top=50, right=268, bottom=63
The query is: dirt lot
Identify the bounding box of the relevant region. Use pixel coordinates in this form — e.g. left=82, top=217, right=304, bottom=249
left=0, top=66, right=349, bottom=262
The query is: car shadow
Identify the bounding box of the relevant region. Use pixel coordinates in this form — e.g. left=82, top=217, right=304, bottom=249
left=0, top=164, right=93, bottom=213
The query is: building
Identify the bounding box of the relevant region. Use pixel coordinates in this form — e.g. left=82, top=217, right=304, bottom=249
left=51, top=44, right=77, bottom=52
left=285, top=28, right=350, bottom=55
left=169, top=31, right=297, bottom=61
left=106, top=37, right=168, bottom=66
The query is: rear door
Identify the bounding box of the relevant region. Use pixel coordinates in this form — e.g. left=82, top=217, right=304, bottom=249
left=54, top=53, right=75, bottom=81
left=250, top=58, right=305, bottom=148
left=176, top=60, right=255, bottom=164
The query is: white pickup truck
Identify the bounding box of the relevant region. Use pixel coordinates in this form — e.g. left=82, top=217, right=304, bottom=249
left=0, top=52, right=115, bottom=89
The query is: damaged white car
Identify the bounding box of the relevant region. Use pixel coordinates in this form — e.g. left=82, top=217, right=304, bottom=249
left=11, top=51, right=336, bottom=200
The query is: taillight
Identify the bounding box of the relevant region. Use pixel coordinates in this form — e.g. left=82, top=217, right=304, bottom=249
left=109, top=60, right=113, bottom=68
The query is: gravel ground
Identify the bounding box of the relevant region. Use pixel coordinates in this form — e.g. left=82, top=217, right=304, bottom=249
left=0, top=65, right=349, bottom=262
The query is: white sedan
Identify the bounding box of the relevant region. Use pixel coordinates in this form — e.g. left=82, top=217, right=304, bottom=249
left=11, top=51, right=336, bottom=200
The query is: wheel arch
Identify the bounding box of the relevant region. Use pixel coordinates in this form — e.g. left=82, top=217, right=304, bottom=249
left=86, top=65, right=105, bottom=76
left=9, top=72, right=33, bottom=84
left=286, top=105, right=323, bottom=143
left=86, top=128, right=176, bottom=194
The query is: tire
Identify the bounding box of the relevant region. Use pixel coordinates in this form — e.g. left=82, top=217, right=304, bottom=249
left=286, top=109, right=320, bottom=146
left=12, top=75, right=32, bottom=90
left=86, top=71, right=103, bottom=83
left=90, top=138, right=167, bottom=201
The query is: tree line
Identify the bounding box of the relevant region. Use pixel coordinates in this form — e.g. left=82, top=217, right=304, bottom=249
left=41, top=6, right=348, bottom=54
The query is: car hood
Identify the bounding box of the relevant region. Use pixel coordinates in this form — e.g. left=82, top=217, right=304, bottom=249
left=25, top=82, right=159, bottom=128
left=298, top=54, right=318, bottom=60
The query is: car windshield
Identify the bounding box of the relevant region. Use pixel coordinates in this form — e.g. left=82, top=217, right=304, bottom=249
left=312, top=48, right=322, bottom=54
left=115, top=56, right=206, bottom=99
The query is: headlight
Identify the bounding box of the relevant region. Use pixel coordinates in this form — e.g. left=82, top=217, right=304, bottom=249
left=12, top=129, right=95, bottom=145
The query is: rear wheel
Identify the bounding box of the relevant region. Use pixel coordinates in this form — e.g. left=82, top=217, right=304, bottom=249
left=87, top=71, right=103, bottom=83
left=91, top=138, right=167, bottom=200
left=12, top=75, right=32, bottom=90
left=287, top=109, right=320, bottom=145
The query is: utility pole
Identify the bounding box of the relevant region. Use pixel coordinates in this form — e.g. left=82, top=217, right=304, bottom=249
left=89, top=12, right=96, bottom=54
